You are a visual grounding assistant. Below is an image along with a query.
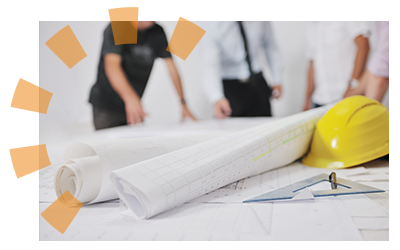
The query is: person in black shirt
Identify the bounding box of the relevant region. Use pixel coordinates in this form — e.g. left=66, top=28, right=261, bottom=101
left=89, top=21, right=196, bottom=130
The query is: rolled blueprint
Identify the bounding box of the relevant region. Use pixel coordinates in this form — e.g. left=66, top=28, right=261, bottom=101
left=110, top=106, right=331, bottom=219
left=54, top=134, right=221, bottom=204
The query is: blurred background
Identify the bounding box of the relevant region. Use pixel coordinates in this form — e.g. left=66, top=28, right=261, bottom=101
left=39, top=21, right=388, bottom=144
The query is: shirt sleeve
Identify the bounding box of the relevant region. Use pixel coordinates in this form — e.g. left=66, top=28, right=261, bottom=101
left=201, top=22, right=225, bottom=105
left=347, top=21, right=371, bottom=40
left=155, top=26, right=172, bottom=58
left=261, top=22, right=283, bottom=84
left=367, top=21, right=389, bottom=78
left=102, top=24, right=123, bottom=56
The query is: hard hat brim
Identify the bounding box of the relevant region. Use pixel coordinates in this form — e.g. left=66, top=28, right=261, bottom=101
left=302, top=144, right=389, bottom=169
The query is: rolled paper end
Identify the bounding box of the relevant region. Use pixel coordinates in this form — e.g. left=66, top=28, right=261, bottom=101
left=54, top=156, right=102, bottom=204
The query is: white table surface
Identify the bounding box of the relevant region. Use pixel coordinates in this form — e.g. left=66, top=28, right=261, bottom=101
left=39, top=117, right=389, bottom=241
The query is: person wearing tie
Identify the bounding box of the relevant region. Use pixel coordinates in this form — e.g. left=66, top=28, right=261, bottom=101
left=201, top=21, right=283, bottom=118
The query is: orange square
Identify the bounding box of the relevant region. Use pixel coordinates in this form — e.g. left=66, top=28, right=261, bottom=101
left=167, top=17, right=206, bottom=60
left=111, top=21, right=138, bottom=45
left=10, top=144, right=51, bottom=178
left=41, top=191, right=83, bottom=234
left=108, top=7, right=139, bottom=45
left=45, top=25, right=87, bottom=69
left=108, top=7, right=139, bottom=21
left=11, top=79, right=52, bottom=114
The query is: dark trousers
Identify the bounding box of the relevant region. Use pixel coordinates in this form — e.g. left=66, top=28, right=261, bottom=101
left=313, top=103, right=324, bottom=108
left=92, top=106, right=127, bottom=130
left=223, top=72, right=272, bottom=117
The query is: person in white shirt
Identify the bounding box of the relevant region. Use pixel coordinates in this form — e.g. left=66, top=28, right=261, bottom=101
left=304, top=21, right=370, bottom=110
left=344, top=21, right=389, bottom=102
left=201, top=21, right=283, bottom=118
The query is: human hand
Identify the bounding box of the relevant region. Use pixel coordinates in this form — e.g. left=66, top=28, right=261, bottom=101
left=303, top=99, right=311, bottom=111
left=181, top=105, right=197, bottom=121
left=124, top=98, right=147, bottom=124
left=272, top=85, right=282, bottom=99
left=214, top=98, right=232, bottom=119
left=343, top=87, right=357, bottom=99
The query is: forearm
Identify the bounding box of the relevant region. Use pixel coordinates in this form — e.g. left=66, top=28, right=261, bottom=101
left=365, top=71, right=389, bottom=102
left=165, top=58, right=185, bottom=102
left=344, top=36, right=370, bottom=99
left=306, top=61, right=315, bottom=100
left=352, top=36, right=370, bottom=80
left=104, top=56, right=139, bottom=103
left=170, top=68, right=184, bottom=100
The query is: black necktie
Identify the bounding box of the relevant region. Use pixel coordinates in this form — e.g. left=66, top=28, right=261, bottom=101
left=237, top=21, right=253, bottom=83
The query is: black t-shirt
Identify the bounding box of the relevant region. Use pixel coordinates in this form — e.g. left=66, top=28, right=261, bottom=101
left=89, top=23, right=171, bottom=112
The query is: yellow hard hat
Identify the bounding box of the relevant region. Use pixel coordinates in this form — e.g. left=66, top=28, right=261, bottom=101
left=302, top=95, right=389, bottom=169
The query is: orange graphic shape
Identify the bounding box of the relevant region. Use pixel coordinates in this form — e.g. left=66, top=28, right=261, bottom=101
left=41, top=191, right=83, bottom=234
left=108, top=7, right=139, bottom=21
left=45, top=25, right=87, bottom=69
left=111, top=21, right=138, bottom=45
left=167, top=17, right=206, bottom=61
left=10, top=144, right=51, bottom=178
left=178, top=16, right=190, bottom=21
left=108, top=7, right=139, bottom=45
left=11, top=79, right=53, bottom=114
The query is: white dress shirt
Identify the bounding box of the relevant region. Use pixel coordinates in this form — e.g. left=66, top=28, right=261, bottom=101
left=201, top=21, right=283, bottom=104
left=307, top=21, right=370, bottom=105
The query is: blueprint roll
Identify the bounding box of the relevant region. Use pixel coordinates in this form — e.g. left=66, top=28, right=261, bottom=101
left=54, top=134, right=221, bottom=204
left=110, top=106, right=332, bottom=220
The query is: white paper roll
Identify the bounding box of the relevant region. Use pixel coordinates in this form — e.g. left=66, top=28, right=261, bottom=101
left=55, top=156, right=103, bottom=203
left=54, top=134, right=221, bottom=204
left=110, top=106, right=331, bottom=219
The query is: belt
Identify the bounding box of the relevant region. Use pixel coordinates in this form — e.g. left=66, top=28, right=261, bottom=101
left=239, top=72, right=262, bottom=83
left=238, top=77, right=250, bottom=83
left=223, top=72, right=262, bottom=84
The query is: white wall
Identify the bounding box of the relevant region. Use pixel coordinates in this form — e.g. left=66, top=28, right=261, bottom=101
left=40, top=21, right=386, bottom=145
left=40, top=21, right=108, bottom=144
